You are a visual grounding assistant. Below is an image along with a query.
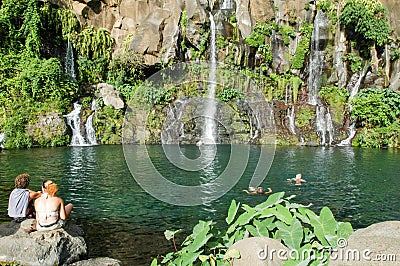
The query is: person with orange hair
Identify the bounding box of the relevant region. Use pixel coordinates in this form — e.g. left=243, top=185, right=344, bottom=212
left=32, top=180, right=73, bottom=231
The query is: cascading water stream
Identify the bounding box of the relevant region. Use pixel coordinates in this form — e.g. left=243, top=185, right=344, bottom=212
left=65, top=40, right=76, bottom=79
left=161, top=99, right=188, bottom=144
left=338, top=64, right=369, bottom=146
left=202, top=13, right=218, bottom=144
left=85, top=101, right=98, bottom=145
left=287, top=106, right=296, bottom=135
left=307, top=10, right=329, bottom=105
left=0, top=132, right=5, bottom=149
left=316, top=105, right=334, bottom=146
left=64, top=102, right=98, bottom=146
left=220, top=0, right=233, bottom=10
left=64, top=103, right=86, bottom=146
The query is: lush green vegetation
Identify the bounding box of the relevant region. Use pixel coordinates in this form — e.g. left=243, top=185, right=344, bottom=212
left=351, top=88, right=400, bottom=128
left=340, top=0, right=392, bottom=47
left=0, top=0, right=79, bottom=148
left=291, top=23, right=313, bottom=69
left=319, top=86, right=349, bottom=123
left=350, top=88, right=400, bottom=148
left=0, top=0, right=146, bottom=148
left=152, top=192, right=353, bottom=265
left=0, top=0, right=399, bottom=148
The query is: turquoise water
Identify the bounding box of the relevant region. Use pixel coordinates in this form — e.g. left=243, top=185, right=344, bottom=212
left=0, top=145, right=399, bottom=265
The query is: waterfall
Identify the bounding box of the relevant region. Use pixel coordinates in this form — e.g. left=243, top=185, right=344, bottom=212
left=287, top=106, right=296, bottom=135
left=338, top=124, right=356, bottom=146
left=338, top=64, right=369, bottom=146
left=316, top=105, right=334, bottom=145
left=64, top=102, right=98, bottom=146
left=85, top=101, right=98, bottom=145
left=220, top=0, right=233, bottom=10
left=0, top=132, right=5, bottom=149
left=307, top=10, right=329, bottom=105
left=203, top=13, right=218, bottom=144
left=161, top=99, right=187, bottom=144
left=65, top=40, right=76, bottom=79
left=64, top=103, right=86, bottom=146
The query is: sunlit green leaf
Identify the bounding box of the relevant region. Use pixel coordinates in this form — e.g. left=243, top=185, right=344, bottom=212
left=276, top=220, right=303, bottom=250
left=226, top=200, right=240, bottom=225
left=255, top=192, right=285, bottom=210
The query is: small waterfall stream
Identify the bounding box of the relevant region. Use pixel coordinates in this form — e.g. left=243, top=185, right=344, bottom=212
left=0, top=132, right=5, bottom=149
left=85, top=101, right=98, bottom=145
left=220, top=0, right=233, bottom=10
left=307, top=10, right=330, bottom=105
left=316, top=105, right=334, bottom=145
left=287, top=106, right=296, bottom=135
left=65, top=40, right=76, bottom=79
left=64, top=102, right=98, bottom=146
left=161, top=99, right=188, bottom=144
left=338, top=63, right=369, bottom=146
left=203, top=13, right=218, bottom=144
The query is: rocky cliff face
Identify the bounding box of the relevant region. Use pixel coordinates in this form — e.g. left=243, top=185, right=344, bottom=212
left=48, top=0, right=314, bottom=65
left=51, top=0, right=400, bottom=146
left=54, top=0, right=400, bottom=63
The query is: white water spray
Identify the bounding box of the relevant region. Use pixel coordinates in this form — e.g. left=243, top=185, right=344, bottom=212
left=65, top=40, right=76, bottom=79
left=64, top=102, right=98, bottom=146
left=203, top=13, right=218, bottom=144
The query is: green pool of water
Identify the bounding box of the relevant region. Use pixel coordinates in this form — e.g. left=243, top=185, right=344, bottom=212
left=0, top=145, right=399, bottom=265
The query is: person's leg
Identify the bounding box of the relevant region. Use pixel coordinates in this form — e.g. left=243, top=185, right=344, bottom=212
left=65, top=203, right=74, bottom=219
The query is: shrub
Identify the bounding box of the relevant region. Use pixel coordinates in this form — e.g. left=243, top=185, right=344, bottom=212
left=153, top=192, right=353, bottom=265
left=350, top=88, right=400, bottom=128
left=339, top=0, right=392, bottom=47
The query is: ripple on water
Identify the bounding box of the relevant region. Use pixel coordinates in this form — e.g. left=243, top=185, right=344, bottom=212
left=0, top=145, right=399, bottom=265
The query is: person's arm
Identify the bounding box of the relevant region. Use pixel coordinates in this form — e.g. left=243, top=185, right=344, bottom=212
left=59, top=198, right=67, bottom=220
left=265, top=187, right=272, bottom=194
left=29, top=189, right=42, bottom=200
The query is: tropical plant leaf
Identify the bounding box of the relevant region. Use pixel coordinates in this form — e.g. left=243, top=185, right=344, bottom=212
left=150, top=258, right=158, bottom=266
left=275, top=204, right=294, bottom=225
left=224, top=248, right=240, bottom=260
left=263, top=217, right=276, bottom=231
left=253, top=219, right=270, bottom=237
left=307, top=207, right=339, bottom=247
left=255, top=192, right=285, bottom=210
left=258, top=207, right=276, bottom=218
left=226, top=199, right=240, bottom=225
left=164, top=229, right=183, bottom=241
left=180, top=250, right=202, bottom=265
left=192, top=221, right=212, bottom=239
left=245, top=225, right=258, bottom=236
left=236, top=209, right=257, bottom=226
left=319, top=207, right=338, bottom=246
left=188, top=230, right=212, bottom=253
left=276, top=219, right=303, bottom=250
left=295, top=207, right=311, bottom=224
left=283, top=243, right=312, bottom=266
left=336, top=222, right=354, bottom=246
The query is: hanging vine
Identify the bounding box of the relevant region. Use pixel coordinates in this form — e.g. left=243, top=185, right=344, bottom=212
left=74, top=26, right=115, bottom=60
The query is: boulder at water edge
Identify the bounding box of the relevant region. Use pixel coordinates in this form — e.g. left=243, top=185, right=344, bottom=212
left=69, top=257, right=122, bottom=266
left=329, top=221, right=400, bottom=266
left=0, top=219, right=87, bottom=266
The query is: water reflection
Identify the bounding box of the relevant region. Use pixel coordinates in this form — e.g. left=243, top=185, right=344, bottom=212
left=199, top=144, right=218, bottom=216
left=0, top=145, right=399, bottom=265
